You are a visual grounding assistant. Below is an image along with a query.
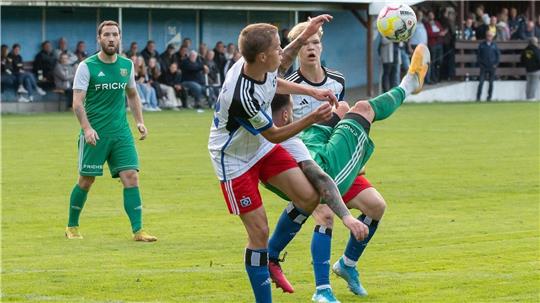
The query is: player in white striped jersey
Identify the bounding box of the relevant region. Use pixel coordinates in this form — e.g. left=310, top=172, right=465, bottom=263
left=207, top=19, right=368, bottom=303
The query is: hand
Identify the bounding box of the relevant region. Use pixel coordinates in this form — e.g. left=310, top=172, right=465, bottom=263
left=83, top=128, right=99, bottom=146
left=299, top=14, right=333, bottom=42
left=310, top=88, right=338, bottom=108
left=203, top=65, right=209, bottom=74
left=311, top=103, right=333, bottom=123
left=137, top=123, right=148, bottom=140
left=342, top=215, right=369, bottom=241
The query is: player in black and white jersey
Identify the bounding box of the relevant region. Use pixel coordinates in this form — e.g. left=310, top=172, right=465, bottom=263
left=207, top=19, right=368, bottom=303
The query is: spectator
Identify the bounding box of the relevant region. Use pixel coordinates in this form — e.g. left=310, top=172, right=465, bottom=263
left=474, top=5, right=489, bottom=27
left=441, top=6, right=457, bottom=80
left=425, top=11, right=446, bottom=83
left=74, top=41, right=88, bottom=62
left=476, top=14, right=490, bottom=40
left=198, top=43, right=208, bottom=59
left=9, top=43, right=46, bottom=101
left=521, top=37, right=540, bottom=99
left=148, top=56, right=179, bottom=109
left=462, top=17, right=476, bottom=40
left=488, top=16, right=498, bottom=39
left=476, top=31, right=500, bottom=101
left=203, top=50, right=220, bottom=107
left=225, top=43, right=236, bottom=60
left=523, top=21, right=536, bottom=40
left=379, top=36, right=400, bottom=92
left=1, top=44, right=17, bottom=94
left=125, top=41, right=139, bottom=57
left=509, top=7, right=525, bottom=40
left=496, top=14, right=511, bottom=41
left=159, top=62, right=187, bottom=108
left=410, top=10, right=428, bottom=49
left=213, top=41, right=227, bottom=81
left=132, top=55, right=161, bottom=111
left=141, top=40, right=160, bottom=64
left=53, top=53, right=76, bottom=108
left=174, top=45, right=189, bottom=64
left=280, top=28, right=290, bottom=48
left=181, top=38, right=192, bottom=50
left=53, top=37, right=78, bottom=65
left=535, top=15, right=540, bottom=39
left=180, top=50, right=207, bottom=109
left=223, top=49, right=241, bottom=75
left=159, top=43, right=177, bottom=72
left=33, top=40, right=56, bottom=87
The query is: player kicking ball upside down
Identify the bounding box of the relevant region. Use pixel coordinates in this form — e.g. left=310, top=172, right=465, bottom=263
left=208, top=17, right=371, bottom=303
left=268, top=43, right=430, bottom=302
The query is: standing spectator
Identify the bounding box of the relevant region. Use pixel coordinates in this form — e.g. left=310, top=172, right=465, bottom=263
left=509, top=8, right=525, bottom=40
left=141, top=40, right=160, bottom=64
left=9, top=43, right=46, bottom=101
left=74, top=41, right=88, bottom=63
left=379, top=36, right=399, bottom=92
left=53, top=37, right=78, bottom=65
left=425, top=11, right=446, bottom=83
left=213, top=41, right=227, bottom=81
left=521, top=37, right=540, bottom=100
left=476, top=14, right=490, bottom=40
left=476, top=31, right=500, bottom=101
left=159, top=62, right=187, bottom=108
left=1, top=44, right=17, bottom=94
left=462, top=17, right=476, bottom=40
left=523, top=21, right=536, bottom=40
left=225, top=43, right=236, bottom=60
left=223, top=50, right=242, bottom=75
left=159, top=44, right=176, bottom=72
left=33, top=40, right=56, bottom=87
left=441, top=7, right=457, bottom=80
left=535, top=15, right=540, bottom=39
left=410, top=10, right=428, bottom=48
left=53, top=53, right=76, bottom=108
left=488, top=16, right=498, bottom=39
left=496, top=14, right=511, bottom=41
left=180, top=50, right=207, bottom=109
left=203, top=50, right=220, bottom=107
left=125, top=42, right=139, bottom=57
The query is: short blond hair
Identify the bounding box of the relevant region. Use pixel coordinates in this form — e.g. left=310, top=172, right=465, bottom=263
left=287, top=21, right=323, bottom=42
left=238, top=23, right=278, bottom=63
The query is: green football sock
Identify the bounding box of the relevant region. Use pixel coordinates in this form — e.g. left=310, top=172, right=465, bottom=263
left=68, top=184, right=88, bottom=227
left=368, top=87, right=406, bottom=122
left=123, top=187, right=143, bottom=233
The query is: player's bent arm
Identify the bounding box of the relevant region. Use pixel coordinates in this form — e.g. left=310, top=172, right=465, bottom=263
left=276, top=78, right=337, bottom=107
left=298, top=160, right=351, bottom=219
left=260, top=105, right=329, bottom=143
left=72, top=89, right=92, bottom=131
left=126, top=87, right=145, bottom=126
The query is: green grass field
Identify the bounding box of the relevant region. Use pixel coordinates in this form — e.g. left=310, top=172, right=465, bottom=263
left=2, top=102, right=539, bottom=302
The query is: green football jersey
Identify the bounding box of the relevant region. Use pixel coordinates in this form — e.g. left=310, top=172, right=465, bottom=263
left=73, top=53, right=135, bottom=136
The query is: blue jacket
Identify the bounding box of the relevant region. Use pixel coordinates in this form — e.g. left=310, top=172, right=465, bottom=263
left=477, top=41, right=500, bottom=69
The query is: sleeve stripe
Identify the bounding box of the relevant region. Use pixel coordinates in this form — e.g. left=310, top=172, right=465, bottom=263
left=240, top=78, right=257, bottom=117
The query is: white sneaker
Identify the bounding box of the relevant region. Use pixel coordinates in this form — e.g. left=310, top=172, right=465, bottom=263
left=17, top=85, right=28, bottom=94
left=154, top=107, right=162, bottom=112
left=36, top=87, right=47, bottom=96
left=18, top=95, right=30, bottom=102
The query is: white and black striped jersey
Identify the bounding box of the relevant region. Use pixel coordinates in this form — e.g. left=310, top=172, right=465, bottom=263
left=208, top=57, right=278, bottom=181
left=285, top=67, right=345, bottom=121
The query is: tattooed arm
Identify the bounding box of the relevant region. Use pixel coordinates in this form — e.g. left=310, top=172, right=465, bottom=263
left=278, top=14, right=333, bottom=76
left=73, top=89, right=99, bottom=146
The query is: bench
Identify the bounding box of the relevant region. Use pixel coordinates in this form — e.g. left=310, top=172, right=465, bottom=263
left=455, top=40, right=527, bottom=77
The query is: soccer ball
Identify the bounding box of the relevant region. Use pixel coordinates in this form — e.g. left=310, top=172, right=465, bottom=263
left=377, top=4, right=417, bottom=42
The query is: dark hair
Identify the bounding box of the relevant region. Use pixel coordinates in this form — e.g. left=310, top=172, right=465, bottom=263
left=147, top=40, right=155, bottom=45
left=41, top=40, right=51, bottom=47
left=271, top=94, right=292, bottom=113
left=238, top=23, right=278, bottom=63
left=12, top=43, right=20, bottom=49
left=97, top=20, right=121, bottom=36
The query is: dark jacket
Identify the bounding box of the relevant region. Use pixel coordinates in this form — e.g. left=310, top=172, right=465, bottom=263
left=477, top=41, right=500, bottom=69
left=180, top=58, right=205, bottom=83
left=141, top=47, right=159, bottom=64
left=7, top=52, right=24, bottom=75
left=33, top=50, right=56, bottom=81
left=521, top=44, right=540, bottom=73
left=160, top=70, right=183, bottom=86
left=213, top=50, right=227, bottom=80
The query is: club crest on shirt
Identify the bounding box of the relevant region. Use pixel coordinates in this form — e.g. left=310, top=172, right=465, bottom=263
left=120, top=68, right=128, bottom=77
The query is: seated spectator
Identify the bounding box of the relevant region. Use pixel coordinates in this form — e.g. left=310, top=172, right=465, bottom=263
left=74, top=41, right=88, bottom=63
left=180, top=50, right=207, bottom=109
left=53, top=53, right=76, bottom=108
left=132, top=55, right=161, bottom=111
left=159, top=43, right=176, bottom=72
left=33, top=40, right=56, bottom=87
left=225, top=43, right=236, bottom=60
left=9, top=43, right=46, bottom=101
left=1, top=44, right=17, bottom=94
left=496, top=14, right=511, bottom=41
left=213, top=41, right=227, bottom=81
left=147, top=56, right=179, bottom=109
left=521, top=37, right=540, bottom=99
left=125, top=41, right=139, bottom=57
left=53, top=37, right=78, bottom=65
left=141, top=40, right=160, bottom=64
left=159, top=62, right=187, bottom=108
left=198, top=43, right=208, bottom=59
left=224, top=49, right=242, bottom=75
left=203, top=50, right=220, bottom=107
left=462, top=17, right=476, bottom=40
left=174, top=45, right=189, bottom=64
left=181, top=38, right=192, bottom=50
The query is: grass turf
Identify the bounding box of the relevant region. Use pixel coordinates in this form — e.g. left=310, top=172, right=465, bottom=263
left=2, top=102, right=539, bottom=302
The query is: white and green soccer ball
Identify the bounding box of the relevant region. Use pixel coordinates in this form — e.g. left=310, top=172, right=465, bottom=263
left=377, top=4, right=417, bottom=42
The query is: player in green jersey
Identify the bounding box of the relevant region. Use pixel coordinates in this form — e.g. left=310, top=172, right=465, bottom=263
left=65, top=20, right=156, bottom=242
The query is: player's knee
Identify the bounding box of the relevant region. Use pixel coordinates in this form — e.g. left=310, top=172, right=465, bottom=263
left=350, top=101, right=372, bottom=116
left=333, top=101, right=350, bottom=119
left=372, top=197, right=387, bottom=220
left=78, top=176, right=95, bottom=190
left=120, top=170, right=139, bottom=187
left=249, top=223, right=269, bottom=246
left=313, top=206, right=335, bottom=227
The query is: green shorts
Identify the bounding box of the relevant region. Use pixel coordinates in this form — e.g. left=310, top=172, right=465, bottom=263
left=301, top=117, right=374, bottom=195
left=77, top=133, right=139, bottom=178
